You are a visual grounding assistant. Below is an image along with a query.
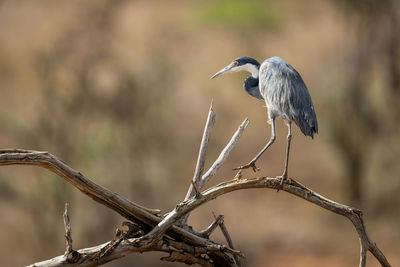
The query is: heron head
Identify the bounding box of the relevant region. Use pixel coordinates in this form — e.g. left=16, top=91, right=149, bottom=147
left=211, top=56, right=260, bottom=79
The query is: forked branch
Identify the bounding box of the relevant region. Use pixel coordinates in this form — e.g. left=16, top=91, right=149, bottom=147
left=184, top=102, right=216, bottom=201
left=0, top=104, right=391, bottom=267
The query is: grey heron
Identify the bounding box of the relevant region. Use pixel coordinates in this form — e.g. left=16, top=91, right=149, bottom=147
left=211, top=56, right=318, bottom=183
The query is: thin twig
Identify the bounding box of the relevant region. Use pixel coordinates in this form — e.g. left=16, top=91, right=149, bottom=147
left=184, top=101, right=216, bottom=201
left=199, top=214, right=224, bottom=238
left=219, top=222, right=234, bottom=251
left=63, top=203, right=80, bottom=263
left=217, top=216, right=241, bottom=267
left=181, top=117, right=248, bottom=225
left=63, top=203, right=73, bottom=254
left=199, top=118, right=249, bottom=189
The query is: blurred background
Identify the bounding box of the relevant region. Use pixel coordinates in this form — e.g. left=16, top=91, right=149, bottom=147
left=0, top=0, right=399, bottom=266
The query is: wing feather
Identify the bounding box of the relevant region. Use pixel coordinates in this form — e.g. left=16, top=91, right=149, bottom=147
left=259, top=57, right=318, bottom=137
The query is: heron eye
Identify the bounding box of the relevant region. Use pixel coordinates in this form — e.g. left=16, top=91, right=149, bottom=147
left=233, top=61, right=238, bottom=66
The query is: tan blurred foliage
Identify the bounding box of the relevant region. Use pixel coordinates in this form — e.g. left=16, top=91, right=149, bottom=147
left=0, top=0, right=399, bottom=266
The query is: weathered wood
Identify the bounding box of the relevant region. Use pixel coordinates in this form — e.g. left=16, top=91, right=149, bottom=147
left=199, top=214, right=224, bottom=238
left=0, top=107, right=391, bottom=267
left=24, top=172, right=391, bottom=266
left=199, top=118, right=249, bottom=189
left=63, top=203, right=80, bottom=264
left=0, top=149, right=237, bottom=266
left=184, top=101, right=216, bottom=202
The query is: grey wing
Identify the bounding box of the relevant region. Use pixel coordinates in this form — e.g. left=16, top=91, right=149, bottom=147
left=286, top=68, right=318, bottom=138
left=260, top=57, right=318, bottom=137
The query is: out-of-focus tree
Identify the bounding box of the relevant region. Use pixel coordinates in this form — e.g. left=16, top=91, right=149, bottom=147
left=328, top=0, right=400, bottom=203
left=0, top=0, right=175, bottom=253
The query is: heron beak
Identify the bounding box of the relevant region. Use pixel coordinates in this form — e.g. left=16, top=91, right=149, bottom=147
left=211, top=62, right=236, bottom=79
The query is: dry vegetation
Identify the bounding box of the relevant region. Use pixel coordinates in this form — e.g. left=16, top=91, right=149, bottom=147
left=0, top=0, right=399, bottom=266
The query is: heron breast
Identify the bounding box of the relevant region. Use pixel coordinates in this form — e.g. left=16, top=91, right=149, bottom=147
left=263, top=85, right=292, bottom=120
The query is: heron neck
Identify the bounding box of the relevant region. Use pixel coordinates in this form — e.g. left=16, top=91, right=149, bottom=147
left=244, top=76, right=263, bottom=100
left=243, top=63, right=259, bottom=78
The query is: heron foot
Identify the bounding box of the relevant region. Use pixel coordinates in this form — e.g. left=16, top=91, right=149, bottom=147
left=233, top=161, right=260, bottom=172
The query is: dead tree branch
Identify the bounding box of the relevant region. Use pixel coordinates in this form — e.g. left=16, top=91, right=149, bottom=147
left=64, top=203, right=73, bottom=255
left=199, top=214, right=224, bottom=238
left=182, top=105, right=248, bottom=223
left=184, top=101, right=216, bottom=201
left=0, top=105, right=391, bottom=267
left=63, top=203, right=80, bottom=263
left=199, top=118, right=249, bottom=189
left=218, top=217, right=241, bottom=267
left=2, top=149, right=390, bottom=266
left=0, top=148, right=240, bottom=266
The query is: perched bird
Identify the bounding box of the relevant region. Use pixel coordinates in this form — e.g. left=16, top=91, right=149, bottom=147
left=211, top=56, right=318, bottom=183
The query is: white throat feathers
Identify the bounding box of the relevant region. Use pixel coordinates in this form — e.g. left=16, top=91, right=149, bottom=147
left=234, top=63, right=259, bottom=78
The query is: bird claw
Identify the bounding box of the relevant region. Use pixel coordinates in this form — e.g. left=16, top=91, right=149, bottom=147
left=233, top=161, right=260, bottom=172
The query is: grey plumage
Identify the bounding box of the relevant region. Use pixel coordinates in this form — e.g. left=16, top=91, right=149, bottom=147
left=260, top=57, right=318, bottom=138
left=211, top=56, right=318, bottom=182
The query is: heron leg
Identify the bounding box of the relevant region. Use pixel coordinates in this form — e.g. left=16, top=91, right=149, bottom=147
left=234, top=118, right=276, bottom=172
left=280, top=121, right=292, bottom=185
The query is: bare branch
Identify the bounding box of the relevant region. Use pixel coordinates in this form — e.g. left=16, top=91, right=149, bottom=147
left=181, top=117, right=248, bottom=225
left=136, top=176, right=390, bottom=267
left=199, top=214, right=224, bottom=238
left=200, top=118, right=249, bottom=188
left=1, top=148, right=390, bottom=266
left=29, top=230, right=240, bottom=267
left=218, top=217, right=241, bottom=267
left=64, top=203, right=73, bottom=254
left=0, top=111, right=391, bottom=267
left=63, top=203, right=80, bottom=263
left=219, top=221, right=234, bottom=251
left=184, top=101, right=216, bottom=201
left=160, top=252, right=213, bottom=267
left=0, top=149, right=234, bottom=265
